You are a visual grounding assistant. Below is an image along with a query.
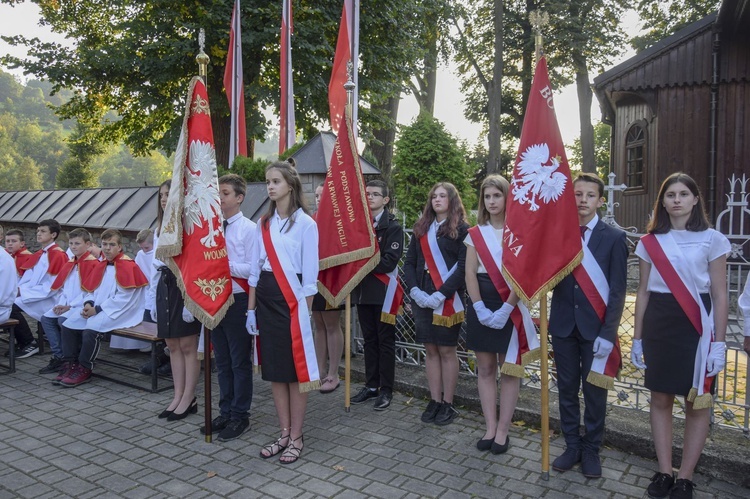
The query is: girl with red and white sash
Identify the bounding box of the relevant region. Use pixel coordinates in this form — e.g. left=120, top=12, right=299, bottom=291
left=403, top=182, right=469, bottom=426
left=465, top=175, right=533, bottom=455
left=247, top=159, right=319, bottom=464
left=632, top=173, right=730, bottom=499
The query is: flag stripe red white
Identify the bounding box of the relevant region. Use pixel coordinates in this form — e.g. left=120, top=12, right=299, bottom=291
left=329, top=0, right=358, bottom=135
left=279, top=0, right=295, bottom=154
left=224, top=0, right=247, bottom=166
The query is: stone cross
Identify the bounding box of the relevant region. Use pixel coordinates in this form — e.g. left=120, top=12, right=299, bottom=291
left=603, top=172, right=627, bottom=225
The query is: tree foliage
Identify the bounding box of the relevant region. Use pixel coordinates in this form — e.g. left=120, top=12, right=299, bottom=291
left=632, top=0, right=720, bottom=51
left=391, top=112, right=475, bottom=227
left=568, top=121, right=610, bottom=178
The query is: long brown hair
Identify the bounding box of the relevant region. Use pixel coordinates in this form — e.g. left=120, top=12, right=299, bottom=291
left=156, top=179, right=171, bottom=235
left=413, top=182, right=467, bottom=239
left=261, top=158, right=309, bottom=232
left=476, top=175, right=509, bottom=226
left=647, top=172, right=709, bottom=234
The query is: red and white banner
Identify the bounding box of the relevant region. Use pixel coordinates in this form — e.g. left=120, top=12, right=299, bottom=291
left=317, top=106, right=379, bottom=306
left=502, top=57, right=582, bottom=304
left=419, top=226, right=465, bottom=327
left=224, top=0, right=247, bottom=167
left=328, top=0, right=359, bottom=135
left=375, top=270, right=403, bottom=325
left=157, top=77, right=234, bottom=329
left=279, top=0, right=296, bottom=154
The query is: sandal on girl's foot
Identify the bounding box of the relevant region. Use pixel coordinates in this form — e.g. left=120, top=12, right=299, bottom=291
left=260, top=429, right=290, bottom=459
left=279, top=435, right=304, bottom=464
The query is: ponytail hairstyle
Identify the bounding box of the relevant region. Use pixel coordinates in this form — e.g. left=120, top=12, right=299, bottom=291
left=476, top=175, right=509, bottom=226
left=412, top=182, right=467, bottom=239
left=261, top=157, right=309, bottom=231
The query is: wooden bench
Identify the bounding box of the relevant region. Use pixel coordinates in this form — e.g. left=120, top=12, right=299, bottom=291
left=94, top=322, right=172, bottom=393
left=0, top=319, right=21, bottom=373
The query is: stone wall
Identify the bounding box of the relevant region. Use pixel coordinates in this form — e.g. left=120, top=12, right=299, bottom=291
left=1, top=222, right=142, bottom=258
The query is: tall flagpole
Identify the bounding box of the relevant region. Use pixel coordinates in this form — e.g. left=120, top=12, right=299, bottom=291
left=529, top=9, right=550, bottom=481
left=343, top=61, right=356, bottom=413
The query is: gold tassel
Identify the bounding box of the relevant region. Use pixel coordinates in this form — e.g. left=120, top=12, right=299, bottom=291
left=253, top=365, right=262, bottom=375
left=380, top=312, right=397, bottom=325
left=687, top=387, right=698, bottom=403
left=521, top=348, right=541, bottom=365
left=500, top=362, right=525, bottom=378
left=298, top=379, right=321, bottom=393
left=691, top=392, right=713, bottom=410
left=586, top=371, right=614, bottom=390
left=502, top=250, right=583, bottom=307
left=431, top=311, right=465, bottom=327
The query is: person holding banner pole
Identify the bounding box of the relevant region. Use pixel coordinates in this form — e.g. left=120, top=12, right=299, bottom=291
left=632, top=172, right=730, bottom=499
left=247, top=158, right=319, bottom=464
left=403, top=182, right=469, bottom=426
left=465, top=175, right=538, bottom=454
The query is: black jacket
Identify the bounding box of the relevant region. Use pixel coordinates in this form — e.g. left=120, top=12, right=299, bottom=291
left=403, top=222, right=469, bottom=298
left=353, top=208, right=404, bottom=305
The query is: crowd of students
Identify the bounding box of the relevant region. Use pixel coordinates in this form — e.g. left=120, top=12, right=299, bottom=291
left=1, top=167, right=747, bottom=499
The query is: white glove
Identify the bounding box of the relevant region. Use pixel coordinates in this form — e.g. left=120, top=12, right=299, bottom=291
left=593, top=336, right=614, bottom=360
left=409, top=287, right=430, bottom=308
left=150, top=309, right=157, bottom=322
left=425, top=291, right=446, bottom=310
left=630, top=339, right=647, bottom=369
left=706, top=341, right=726, bottom=377
left=182, top=306, right=195, bottom=323
left=472, top=301, right=493, bottom=327
left=488, top=302, right=514, bottom=329
left=245, top=310, right=258, bottom=335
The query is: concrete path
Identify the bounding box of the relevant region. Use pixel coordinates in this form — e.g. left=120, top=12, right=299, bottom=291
left=1, top=351, right=748, bottom=499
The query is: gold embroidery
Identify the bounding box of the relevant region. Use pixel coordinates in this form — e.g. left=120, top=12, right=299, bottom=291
left=191, top=95, right=211, bottom=117
left=194, top=277, right=229, bottom=301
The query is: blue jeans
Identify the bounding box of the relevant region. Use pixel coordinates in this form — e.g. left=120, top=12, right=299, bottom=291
left=211, top=293, right=253, bottom=420
left=40, top=315, right=66, bottom=358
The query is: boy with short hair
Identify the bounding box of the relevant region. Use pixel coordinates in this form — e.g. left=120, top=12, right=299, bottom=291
left=549, top=173, right=628, bottom=478
left=57, top=229, right=148, bottom=387
left=5, top=229, right=34, bottom=278
left=203, top=174, right=256, bottom=441
left=11, top=219, right=68, bottom=359
left=39, top=228, right=97, bottom=374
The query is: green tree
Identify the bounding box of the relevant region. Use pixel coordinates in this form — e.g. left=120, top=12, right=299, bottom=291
left=568, top=121, right=610, bottom=178
left=632, top=0, right=720, bottom=51
left=56, top=123, right=103, bottom=188
left=392, top=112, right=474, bottom=227
left=94, top=144, right=171, bottom=187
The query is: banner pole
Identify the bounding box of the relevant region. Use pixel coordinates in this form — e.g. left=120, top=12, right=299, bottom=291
left=344, top=295, right=351, bottom=412
left=203, top=327, right=213, bottom=443
left=540, top=297, right=550, bottom=479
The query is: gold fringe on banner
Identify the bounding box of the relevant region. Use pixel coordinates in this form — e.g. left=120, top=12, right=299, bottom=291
left=687, top=388, right=713, bottom=410
left=586, top=371, right=615, bottom=390
left=431, top=311, right=465, bottom=327
left=298, top=379, right=321, bottom=393
left=522, top=348, right=541, bottom=365
left=502, top=250, right=583, bottom=307
left=380, top=312, right=397, bottom=325
left=500, top=362, right=525, bottom=378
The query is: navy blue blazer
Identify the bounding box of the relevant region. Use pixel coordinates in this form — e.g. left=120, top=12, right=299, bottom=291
left=549, top=219, right=628, bottom=343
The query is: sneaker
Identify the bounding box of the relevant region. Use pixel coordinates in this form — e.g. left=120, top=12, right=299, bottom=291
left=60, top=365, right=92, bottom=387
left=647, top=472, right=675, bottom=498
left=200, top=415, right=231, bottom=435
left=52, top=362, right=73, bottom=386
left=420, top=399, right=441, bottom=423
left=139, top=345, right=153, bottom=353
left=350, top=387, right=378, bottom=404
left=39, top=356, right=64, bottom=374
left=669, top=478, right=695, bottom=499
left=16, top=341, right=40, bottom=359
left=217, top=418, right=250, bottom=442
left=434, top=401, right=459, bottom=426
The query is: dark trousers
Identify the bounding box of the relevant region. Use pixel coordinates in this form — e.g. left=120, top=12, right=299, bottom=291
left=357, top=304, right=396, bottom=393
left=551, top=327, right=608, bottom=453
left=212, top=292, right=253, bottom=420
left=61, top=325, right=103, bottom=370
left=9, top=304, right=34, bottom=347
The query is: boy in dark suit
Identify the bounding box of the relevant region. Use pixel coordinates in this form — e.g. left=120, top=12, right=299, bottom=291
left=350, top=180, right=404, bottom=410
left=549, top=173, right=628, bottom=478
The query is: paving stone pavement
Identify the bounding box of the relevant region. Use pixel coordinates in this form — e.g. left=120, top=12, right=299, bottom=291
left=1, top=351, right=748, bottom=499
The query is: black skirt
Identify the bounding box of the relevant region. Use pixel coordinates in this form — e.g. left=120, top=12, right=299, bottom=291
left=311, top=292, right=344, bottom=312
left=413, top=271, right=463, bottom=347
left=257, top=271, right=300, bottom=383
left=155, top=267, right=202, bottom=339
left=466, top=274, right=513, bottom=354
left=642, top=292, right=711, bottom=396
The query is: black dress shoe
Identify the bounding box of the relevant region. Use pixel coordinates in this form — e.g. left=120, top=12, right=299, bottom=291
left=490, top=436, right=510, bottom=455
left=166, top=398, right=197, bottom=421
left=552, top=447, right=582, bottom=472
left=350, top=387, right=378, bottom=404
left=158, top=408, right=173, bottom=419
left=476, top=438, right=493, bottom=451
left=580, top=450, right=601, bottom=478
left=373, top=391, right=392, bottom=411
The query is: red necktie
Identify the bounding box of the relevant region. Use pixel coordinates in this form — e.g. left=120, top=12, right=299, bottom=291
left=580, top=226, right=587, bottom=239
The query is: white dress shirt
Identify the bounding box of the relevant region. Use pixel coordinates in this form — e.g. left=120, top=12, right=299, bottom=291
left=224, top=211, right=257, bottom=294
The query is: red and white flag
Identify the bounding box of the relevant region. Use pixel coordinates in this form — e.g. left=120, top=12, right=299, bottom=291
left=328, top=0, right=359, bottom=135
left=279, top=0, right=295, bottom=154
left=317, top=105, right=379, bottom=306
left=157, top=77, right=234, bottom=329
left=502, top=57, right=582, bottom=304
left=224, top=0, right=247, bottom=167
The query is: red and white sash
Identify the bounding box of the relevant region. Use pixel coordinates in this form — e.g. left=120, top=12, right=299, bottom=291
left=572, top=241, right=622, bottom=390
left=262, top=222, right=320, bottom=392
left=375, top=269, right=404, bottom=325
left=419, top=224, right=465, bottom=327
left=640, top=233, right=714, bottom=408
left=469, top=225, right=539, bottom=378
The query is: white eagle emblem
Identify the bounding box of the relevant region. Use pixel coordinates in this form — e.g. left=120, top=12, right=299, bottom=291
left=511, top=143, right=567, bottom=211
left=184, top=140, right=222, bottom=248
